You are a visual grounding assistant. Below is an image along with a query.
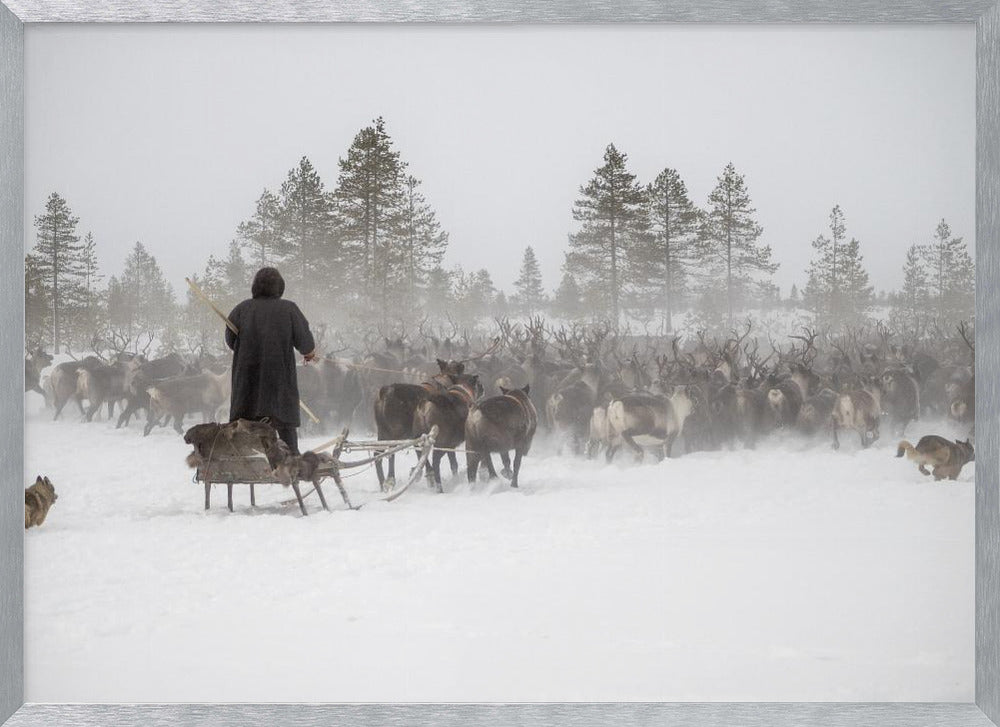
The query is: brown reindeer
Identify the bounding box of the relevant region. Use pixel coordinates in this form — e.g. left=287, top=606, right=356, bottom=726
left=48, top=356, right=104, bottom=420
left=465, top=384, right=538, bottom=488
left=25, top=347, right=53, bottom=403
left=712, top=383, right=771, bottom=450
left=880, top=366, right=920, bottom=436
left=765, top=376, right=804, bottom=429
left=413, top=374, right=483, bottom=491
left=796, top=387, right=838, bottom=437
left=146, top=369, right=231, bottom=435
left=373, top=359, right=462, bottom=489
left=546, top=363, right=603, bottom=455
left=116, top=352, right=196, bottom=429
left=76, top=359, right=131, bottom=422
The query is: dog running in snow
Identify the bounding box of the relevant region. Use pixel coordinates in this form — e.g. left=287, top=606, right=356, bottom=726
left=896, top=435, right=974, bottom=481
left=25, top=475, right=57, bottom=529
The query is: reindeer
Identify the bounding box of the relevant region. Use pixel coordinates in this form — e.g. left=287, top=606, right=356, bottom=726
left=373, top=359, right=462, bottom=489
left=24, top=347, right=53, bottom=403
left=604, top=385, right=695, bottom=462
left=117, top=352, right=199, bottom=429
left=797, top=387, right=839, bottom=437
left=316, top=356, right=364, bottom=428
left=950, top=374, right=975, bottom=427
left=678, top=382, right=713, bottom=453
left=546, top=364, right=604, bottom=455
left=712, top=382, right=771, bottom=450
left=831, top=378, right=881, bottom=450
left=765, top=375, right=804, bottom=429
left=413, top=373, right=483, bottom=490
left=76, top=357, right=131, bottom=422
left=949, top=322, right=976, bottom=433
left=545, top=328, right=604, bottom=454
left=146, top=369, right=231, bottom=435
left=465, top=384, right=537, bottom=488
left=48, top=356, right=104, bottom=420
left=586, top=390, right=617, bottom=459
left=880, top=366, right=920, bottom=436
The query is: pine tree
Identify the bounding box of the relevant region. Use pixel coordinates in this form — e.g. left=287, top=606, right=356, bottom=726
left=334, top=117, right=407, bottom=303
left=80, top=232, right=101, bottom=296
left=513, top=246, right=546, bottom=315
left=181, top=271, right=222, bottom=355
left=398, top=174, right=448, bottom=304
left=635, top=167, right=700, bottom=328
left=698, top=163, right=776, bottom=326
left=75, top=232, right=105, bottom=345
left=237, top=189, right=283, bottom=268
left=183, top=242, right=248, bottom=353
left=788, top=284, right=800, bottom=309
left=204, top=240, right=249, bottom=307
left=25, top=252, right=49, bottom=348
left=106, top=242, right=176, bottom=350
left=449, top=267, right=496, bottom=327
left=897, top=244, right=930, bottom=326
left=466, top=269, right=496, bottom=323
left=920, top=219, right=974, bottom=322
left=494, top=290, right=511, bottom=318
left=755, top=279, right=782, bottom=311
left=422, top=265, right=454, bottom=322
left=566, top=144, right=648, bottom=324
left=803, top=205, right=873, bottom=326
left=551, top=270, right=583, bottom=321
left=32, top=193, right=86, bottom=353
left=839, top=237, right=874, bottom=319
left=278, top=156, right=337, bottom=314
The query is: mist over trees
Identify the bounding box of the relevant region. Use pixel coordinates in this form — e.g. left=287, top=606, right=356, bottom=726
left=237, top=189, right=283, bottom=269
left=25, top=122, right=975, bottom=357
left=803, top=205, right=874, bottom=326
left=888, top=219, right=974, bottom=331
left=29, top=193, right=86, bottom=353
left=565, top=144, right=648, bottom=324
left=513, top=247, right=547, bottom=316
left=697, top=163, right=777, bottom=327
left=631, top=168, right=700, bottom=327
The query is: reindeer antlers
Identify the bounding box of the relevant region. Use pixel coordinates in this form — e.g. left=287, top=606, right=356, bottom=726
left=788, top=326, right=819, bottom=365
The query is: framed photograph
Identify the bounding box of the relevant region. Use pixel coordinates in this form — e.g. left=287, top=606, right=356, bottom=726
left=2, top=3, right=999, bottom=726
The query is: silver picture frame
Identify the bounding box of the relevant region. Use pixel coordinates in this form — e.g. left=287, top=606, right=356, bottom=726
left=2, top=2, right=998, bottom=725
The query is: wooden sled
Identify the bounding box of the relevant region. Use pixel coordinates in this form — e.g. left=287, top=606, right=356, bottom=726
left=195, top=425, right=438, bottom=516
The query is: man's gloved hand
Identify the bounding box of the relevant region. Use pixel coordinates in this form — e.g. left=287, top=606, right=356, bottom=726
left=303, top=350, right=318, bottom=363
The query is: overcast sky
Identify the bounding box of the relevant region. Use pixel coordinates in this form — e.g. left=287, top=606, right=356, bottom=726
left=25, top=24, right=975, bottom=298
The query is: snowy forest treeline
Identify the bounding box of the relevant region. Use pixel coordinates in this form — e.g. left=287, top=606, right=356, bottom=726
left=25, top=117, right=974, bottom=356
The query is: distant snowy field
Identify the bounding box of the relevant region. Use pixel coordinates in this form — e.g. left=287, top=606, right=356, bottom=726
left=23, top=391, right=973, bottom=702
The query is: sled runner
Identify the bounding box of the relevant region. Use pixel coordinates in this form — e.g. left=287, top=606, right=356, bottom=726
left=191, top=423, right=438, bottom=516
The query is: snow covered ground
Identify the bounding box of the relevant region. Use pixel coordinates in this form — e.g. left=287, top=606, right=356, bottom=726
left=23, top=391, right=973, bottom=703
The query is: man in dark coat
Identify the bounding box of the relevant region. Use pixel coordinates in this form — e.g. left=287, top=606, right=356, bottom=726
left=225, top=267, right=316, bottom=454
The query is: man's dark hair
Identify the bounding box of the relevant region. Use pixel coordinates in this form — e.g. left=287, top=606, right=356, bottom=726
left=251, top=267, right=285, bottom=299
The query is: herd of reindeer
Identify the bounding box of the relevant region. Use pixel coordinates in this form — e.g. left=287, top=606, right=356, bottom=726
left=24, top=316, right=977, bottom=489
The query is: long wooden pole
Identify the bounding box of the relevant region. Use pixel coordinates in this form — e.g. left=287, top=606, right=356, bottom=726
left=185, top=277, right=321, bottom=424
